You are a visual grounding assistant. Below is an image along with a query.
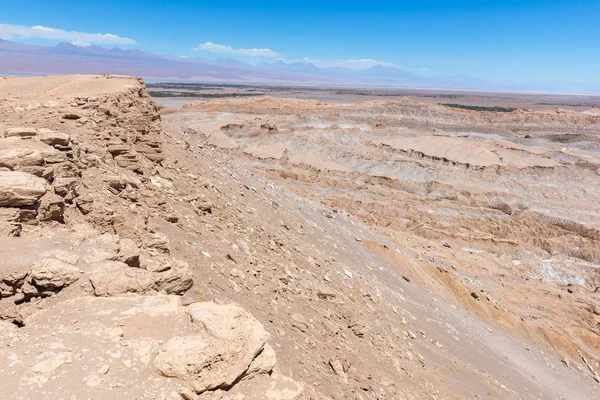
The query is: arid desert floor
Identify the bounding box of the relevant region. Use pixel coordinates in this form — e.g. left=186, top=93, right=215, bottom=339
left=0, top=75, right=599, bottom=399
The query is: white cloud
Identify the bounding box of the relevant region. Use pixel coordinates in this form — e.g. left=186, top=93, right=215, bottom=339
left=192, top=42, right=280, bottom=58
left=71, top=41, right=91, bottom=47
left=280, top=57, right=395, bottom=70
left=190, top=41, right=393, bottom=69
left=0, top=23, right=136, bottom=45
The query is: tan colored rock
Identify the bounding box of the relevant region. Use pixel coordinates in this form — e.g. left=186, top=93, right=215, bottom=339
left=63, top=112, right=81, bottom=120
left=316, top=285, right=337, bottom=300
left=114, top=153, right=139, bottom=170
left=242, top=343, right=277, bottom=381
left=0, top=171, right=47, bottom=206
left=75, top=194, right=94, bottom=214
left=39, top=249, right=80, bottom=265
left=30, top=258, right=81, bottom=290
left=37, top=192, right=65, bottom=221
left=199, top=371, right=303, bottom=400
left=329, top=358, right=348, bottom=384
left=36, top=128, right=70, bottom=146
left=88, top=260, right=157, bottom=296
left=144, top=232, right=171, bottom=253
left=154, top=335, right=224, bottom=393
left=53, top=177, right=78, bottom=198
left=30, top=352, right=74, bottom=374
left=0, top=138, right=44, bottom=173
left=88, top=259, right=193, bottom=296
left=118, top=238, right=141, bottom=267
left=186, top=302, right=270, bottom=347
left=5, top=127, right=37, bottom=137
left=0, top=137, right=67, bottom=175
left=0, top=207, right=22, bottom=237
left=154, top=259, right=194, bottom=294
left=108, top=144, right=130, bottom=156
left=154, top=302, right=271, bottom=394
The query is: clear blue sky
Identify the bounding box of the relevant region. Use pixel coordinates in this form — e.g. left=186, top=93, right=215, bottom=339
left=1, top=0, right=599, bottom=88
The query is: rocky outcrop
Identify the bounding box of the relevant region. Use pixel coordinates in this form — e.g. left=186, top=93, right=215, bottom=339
left=0, top=171, right=47, bottom=207
left=0, top=75, right=300, bottom=400
left=0, top=295, right=300, bottom=400
left=0, top=225, right=194, bottom=301
left=0, top=136, right=67, bottom=175
left=88, top=259, right=193, bottom=296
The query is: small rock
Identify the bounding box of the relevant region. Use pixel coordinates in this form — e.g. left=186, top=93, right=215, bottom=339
left=98, top=364, right=110, bottom=374
left=290, top=313, right=309, bottom=333
left=118, top=238, right=141, bottom=267
left=316, top=285, right=337, bottom=300
left=144, top=232, right=170, bottom=254
left=62, top=113, right=81, bottom=120
left=4, top=127, right=37, bottom=137
left=328, top=358, right=348, bottom=384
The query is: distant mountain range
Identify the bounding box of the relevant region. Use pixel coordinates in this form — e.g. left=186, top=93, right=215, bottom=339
left=0, top=39, right=483, bottom=88
left=1, top=39, right=597, bottom=93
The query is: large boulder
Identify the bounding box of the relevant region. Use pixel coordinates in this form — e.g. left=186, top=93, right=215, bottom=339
left=88, top=260, right=160, bottom=296
left=88, top=259, right=193, bottom=296
left=29, top=258, right=81, bottom=290
left=36, top=128, right=70, bottom=147
left=154, top=302, right=273, bottom=394
left=0, top=138, right=44, bottom=173
left=0, top=171, right=47, bottom=207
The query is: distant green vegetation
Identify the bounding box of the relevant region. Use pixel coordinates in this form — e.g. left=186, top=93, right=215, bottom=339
left=440, top=103, right=516, bottom=112
left=148, top=82, right=254, bottom=89
left=336, top=91, right=464, bottom=98
left=536, top=102, right=593, bottom=108
left=148, top=91, right=263, bottom=98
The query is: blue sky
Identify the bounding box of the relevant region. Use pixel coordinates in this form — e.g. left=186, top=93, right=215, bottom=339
left=1, top=0, right=599, bottom=88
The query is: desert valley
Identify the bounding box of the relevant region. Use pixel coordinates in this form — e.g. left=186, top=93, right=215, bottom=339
left=0, top=74, right=598, bottom=399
